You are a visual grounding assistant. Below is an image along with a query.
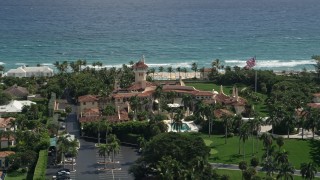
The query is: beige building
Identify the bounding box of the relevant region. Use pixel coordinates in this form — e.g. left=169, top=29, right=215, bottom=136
left=77, top=57, right=247, bottom=123
left=6, top=66, right=54, bottom=78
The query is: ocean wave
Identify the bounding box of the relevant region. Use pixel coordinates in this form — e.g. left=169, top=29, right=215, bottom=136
left=224, top=59, right=316, bottom=68
left=41, top=63, right=53, bottom=66
left=15, top=63, right=27, bottom=66
left=0, top=62, right=5, bottom=65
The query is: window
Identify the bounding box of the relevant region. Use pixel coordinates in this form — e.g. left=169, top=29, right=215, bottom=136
left=92, top=102, right=94, bottom=105
left=83, top=102, right=86, bottom=105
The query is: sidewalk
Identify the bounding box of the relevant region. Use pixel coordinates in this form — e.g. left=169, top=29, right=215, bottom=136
left=210, top=163, right=320, bottom=177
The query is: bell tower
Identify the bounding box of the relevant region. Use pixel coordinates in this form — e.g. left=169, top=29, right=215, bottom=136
left=132, top=55, right=148, bottom=83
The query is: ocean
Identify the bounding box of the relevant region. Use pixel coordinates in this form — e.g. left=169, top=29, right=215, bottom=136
left=0, top=0, right=320, bottom=71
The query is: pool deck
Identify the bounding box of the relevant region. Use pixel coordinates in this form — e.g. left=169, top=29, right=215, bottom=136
left=164, top=120, right=199, bottom=132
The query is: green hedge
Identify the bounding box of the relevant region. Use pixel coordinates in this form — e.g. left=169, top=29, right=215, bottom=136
left=33, top=150, right=48, bottom=180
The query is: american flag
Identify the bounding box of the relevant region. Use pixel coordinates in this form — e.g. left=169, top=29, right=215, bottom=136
left=245, top=56, right=256, bottom=69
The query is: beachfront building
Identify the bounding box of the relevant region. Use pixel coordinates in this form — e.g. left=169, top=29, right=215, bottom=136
left=5, top=65, right=54, bottom=78
left=77, top=58, right=248, bottom=124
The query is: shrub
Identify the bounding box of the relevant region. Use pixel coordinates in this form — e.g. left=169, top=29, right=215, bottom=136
left=33, top=150, right=48, bottom=180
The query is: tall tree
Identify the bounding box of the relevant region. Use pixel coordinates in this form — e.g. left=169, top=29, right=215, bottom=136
left=182, top=67, right=188, bottom=79
left=260, top=133, right=273, bottom=158
left=173, top=109, right=184, bottom=132
left=158, top=66, right=164, bottom=79
left=191, top=62, right=198, bottom=79
left=98, top=143, right=111, bottom=170
left=239, top=123, right=249, bottom=159
left=277, top=163, right=295, bottom=180
left=300, top=162, right=318, bottom=180
left=167, top=66, right=174, bottom=80
left=176, top=67, right=182, bottom=79
left=238, top=161, right=248, bottom=180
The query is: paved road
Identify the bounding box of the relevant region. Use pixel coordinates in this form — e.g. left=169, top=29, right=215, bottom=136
left=46, top=109, right=139, bottom=180
left=211, top=163, right=320, bottom=177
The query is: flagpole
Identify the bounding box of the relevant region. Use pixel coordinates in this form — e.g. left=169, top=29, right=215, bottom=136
left=254, top=56, right=257, bottom=93
left=255, top=70, right=257, bottom=93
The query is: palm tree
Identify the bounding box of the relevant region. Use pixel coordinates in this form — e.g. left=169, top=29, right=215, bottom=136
left=199, top=67, right=205, bottom=79
left=276, top=137, right=284, bottom=151
left=275, top=150, right=289, bottom=165
left=181, top=94, right=192, bottom=112
left=222, top=115, right=232, bottom=144
left=176, top=67, right=181, bottom=78
left=238, top=161, right=247, bottom=180
left=98, top=143, right=111, bottom=170
left=173, top=109, right=184, bottom=132
left=154, top=85, right=163, bottom=113
left=57, top=135, right=70, bottom=168
left=167, top=66, right=174, bottom=80
left=101, top=119, right=112, bottom=144
left=266, top=110, right=281, bottom=135
left=68, top=139, right=79, bottom=171
left=277, top=163, right=295, bottom=180
left=182, top=67, right=188, bottom=79
left=262, top=156, right=277, bottom=177
left=109, top=134, right=120, bottom=169
left=260, top=133, right=273, bottom=158
left=300, top=162, right=317, bottom=180
left=129, top=96, right=139, bottom=120
left=191, top=62, right=198, bottom=78
left=149, top=68, right=156, bottom=79
left=306, top=108, right=320, bottom=139
left=158, top=66, right=164, bottom=78
left=239, top=124, right=249, bottom=159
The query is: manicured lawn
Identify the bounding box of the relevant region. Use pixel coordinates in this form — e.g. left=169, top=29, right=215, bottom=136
left=5, top=171, right=27, bottom=180
left=215, top=169, right=318, bottom=180
left=188, top=133, right=319, bottom=170
left=186, top=82, right=234, bottom=95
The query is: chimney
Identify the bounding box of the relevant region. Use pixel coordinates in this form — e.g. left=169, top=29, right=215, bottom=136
left=141, top=55, right=145, bottom=63
left=117, top=106, right=121, bottom=120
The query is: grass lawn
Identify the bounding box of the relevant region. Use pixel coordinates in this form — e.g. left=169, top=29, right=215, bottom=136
left=215, top=169, right=319, bottom=180
left=188, top=133, right=320, bottom=170
left=185, top=82, right=234, bottom=95
left=5, top=171, right=27, bottom=180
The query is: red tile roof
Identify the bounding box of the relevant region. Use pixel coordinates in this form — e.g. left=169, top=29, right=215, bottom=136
left=82, top=108, right=100, bottom=116
left=79, top=112, right=129, bottom=123
left=78, top=95, right=98, bottom=102
left=307, top=103, right=320, bottom=108
left=132, top=60, right=148, bottom=69
left=214, top=109, right=234, bottom=118
left=127, top=81, right=156, bottom=91
left=0, top=117, right=15, bottom=128
left=313, top=93, right=320, bottom=97
left=0, top=151, right=15, bottom=158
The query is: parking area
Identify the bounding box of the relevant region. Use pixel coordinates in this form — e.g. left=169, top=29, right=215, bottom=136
left=46, top=111, right=139, bottom=180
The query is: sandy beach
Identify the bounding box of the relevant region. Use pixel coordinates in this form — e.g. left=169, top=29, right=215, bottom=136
left=150, top=72, right=201, bottom=80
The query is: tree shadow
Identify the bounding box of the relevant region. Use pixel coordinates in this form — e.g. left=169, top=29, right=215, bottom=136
left=225, top=154, right=242, bottom=163
left=309, top=140, right=320, bottom=166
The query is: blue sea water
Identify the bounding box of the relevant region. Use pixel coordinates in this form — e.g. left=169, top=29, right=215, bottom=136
left=0, top=0, right=320, bottom=71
